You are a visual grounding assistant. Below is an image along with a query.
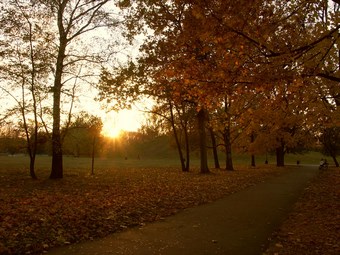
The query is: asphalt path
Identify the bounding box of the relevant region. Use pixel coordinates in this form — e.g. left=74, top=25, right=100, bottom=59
left=47, top=166, right=318, bottom=255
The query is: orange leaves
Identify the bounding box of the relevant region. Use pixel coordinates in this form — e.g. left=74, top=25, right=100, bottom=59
left=0, top=166, right=281, bottom=254
left=191, top=5, right=205, bottom=20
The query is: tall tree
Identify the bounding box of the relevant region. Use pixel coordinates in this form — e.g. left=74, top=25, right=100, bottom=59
left=45, top=0, right=118, bottom=179
left=0, top=0, right=52, bottom=178
left=1, top=0, right=121, bottom=179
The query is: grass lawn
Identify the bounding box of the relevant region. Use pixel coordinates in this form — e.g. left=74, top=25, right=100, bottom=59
left=0, top=150, right=326, bottom=177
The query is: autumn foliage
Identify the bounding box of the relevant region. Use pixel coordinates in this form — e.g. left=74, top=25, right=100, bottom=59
left=100, top=0, right=340, bottom=169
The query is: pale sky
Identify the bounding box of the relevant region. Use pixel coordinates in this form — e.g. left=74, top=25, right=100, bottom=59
left=101, top=108, right=145, bottom=137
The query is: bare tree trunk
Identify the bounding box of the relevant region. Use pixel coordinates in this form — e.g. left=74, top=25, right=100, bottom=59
left=210, top=128, right=220, bottom=169
left=183, top=124, right=190, bottom=172
left=224, top=128, right=234, bottom=171
left=169, top=101, right=187, bottom=172
left=224, top=96, right=234, bottom=171
left=251, top=155, right=256, bottom=167
left=51, top=114, right=63, bottom=178
left=29, top=155, right=37, bottom=179
left=198, top=108, right=209, bottom=174
left=250, top=133, right=255, bottom=167
left=91, top=135, right=96, bottom=175
left=331, top=154, right=339, bottom=167
left=276, top=143, right=285, bottom=167
left=21, top=16, right=39, bottom=180
left=50, top=63, right=64, bottom=178
left=50, top=5, right=67, bottom=179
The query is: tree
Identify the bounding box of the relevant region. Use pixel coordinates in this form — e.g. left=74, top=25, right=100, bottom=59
left=1, top=0, right=121, bottom=179
left=320, top=127, right=340, bottom=167
left=151, top=99, right=193, bottom=172
left=112, top=0, right=338, bottom=172
left=63, top=112, right=103, bottom=156
left=0, top=0, right=52, bottom=178
left=47, top=0, right=118, bottom=179
left=208, top=128, right=221, bottom=169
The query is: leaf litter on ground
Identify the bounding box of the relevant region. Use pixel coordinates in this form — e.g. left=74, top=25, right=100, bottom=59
left=265, top=168, right=340, bottom=255
left=0, top=165, right=282, bottom=254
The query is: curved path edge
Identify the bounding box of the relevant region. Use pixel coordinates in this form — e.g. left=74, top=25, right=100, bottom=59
left=48, top=166, right=318, bottom=255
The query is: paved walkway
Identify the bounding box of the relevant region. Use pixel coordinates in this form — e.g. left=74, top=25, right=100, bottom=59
left=47, top=166, right=318, bottom=255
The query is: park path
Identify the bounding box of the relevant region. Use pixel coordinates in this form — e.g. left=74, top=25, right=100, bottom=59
left=47, top=166, right=318, bottom=255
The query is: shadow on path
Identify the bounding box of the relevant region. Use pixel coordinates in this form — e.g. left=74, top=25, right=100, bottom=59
left=48, top=166, right=318, bottom=255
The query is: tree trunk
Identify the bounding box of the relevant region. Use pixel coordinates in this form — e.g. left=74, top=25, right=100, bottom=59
left=251, top=155, right=256, bottom=167
left=91, top=135, right=96, bottom=175
left=169, top=101, right=187, bottom=172
left=210, top=128, right=220, bottom=169
left=29, top=154, right=38, bottom=179
left=223, top=96, right=234, bottom=171
left=224, top=128, right=234, bottom=171
left=50, top=69, right=64, bottom=178
left=22, top=106, right=38, bottom=179
left=198, top=108, right=209, bottom=174
left=276, top=145, right=285, bottom=167
left=250, top=133, right=255, bottom=167
left=50, top=10, right=67, bottom=179
left=331, top=154, right=339, bottom=167
left=183, top=124, right=190, bottom=172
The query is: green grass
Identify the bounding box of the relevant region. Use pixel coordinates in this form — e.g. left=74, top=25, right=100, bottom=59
left=233, top=151, right=328, bottom=166
left=0, top=151, right=327, bottom=178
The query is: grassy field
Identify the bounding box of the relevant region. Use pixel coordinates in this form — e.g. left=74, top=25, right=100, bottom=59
left=0, top=151, right=327, bottom=178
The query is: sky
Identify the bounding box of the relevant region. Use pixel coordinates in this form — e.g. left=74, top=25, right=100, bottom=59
left=101, top=108, right=146, bottom=138
left=0, top=1, right=147, bottom=138
left=76, top=86, right=151, bottom=138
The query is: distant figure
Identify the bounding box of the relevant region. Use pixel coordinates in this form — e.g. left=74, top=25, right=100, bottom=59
left=297, top=160, right=300, bottom=165
left=320, top=158, right=325, bottom=166
left=319, top=158, right=328, bottom=170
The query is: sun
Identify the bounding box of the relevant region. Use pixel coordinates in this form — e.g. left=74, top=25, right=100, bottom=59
left=101, top=110, right=143, bottom=138
left=101, top=113, right=123, bottom=138
left=102, top=126, right=122, bottom=139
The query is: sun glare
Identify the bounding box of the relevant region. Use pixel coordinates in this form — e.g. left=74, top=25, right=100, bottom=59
left=102, top=127, right=122, bottom=138
left=101, top=110, right=142, bottom=139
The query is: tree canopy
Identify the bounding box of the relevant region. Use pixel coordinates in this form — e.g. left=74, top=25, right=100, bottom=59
left=99, top=0, right=340, bottom=168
